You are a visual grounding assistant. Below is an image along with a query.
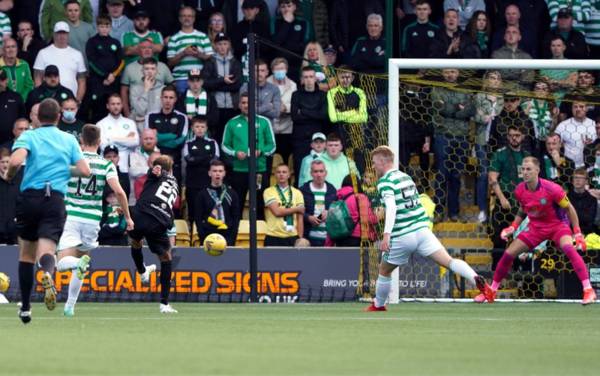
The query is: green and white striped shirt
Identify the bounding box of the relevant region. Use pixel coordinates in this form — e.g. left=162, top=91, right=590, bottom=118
left=65, top=152, right=117, bottom=224
left=585, top=0, right=600, bottom=45
left=166, top=29, right=213, bottom=80
left=548, top=0, right=592, bottom=33
left=0, top=12, right=11, bottom=44
left=377, top=169, right=429, bottom=238
left=308, top=183, right=327, bottom=242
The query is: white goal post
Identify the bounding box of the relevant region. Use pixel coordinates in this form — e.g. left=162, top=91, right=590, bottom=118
left=386, top=58, right=600, bottom=304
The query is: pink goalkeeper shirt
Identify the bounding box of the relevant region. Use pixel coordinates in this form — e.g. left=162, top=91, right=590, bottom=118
left=514, top=178, right=569, bottom=228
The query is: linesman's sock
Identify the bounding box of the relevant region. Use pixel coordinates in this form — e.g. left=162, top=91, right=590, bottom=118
left=18, top=261, right=34, bottom=312
left=374, top=274, right=392, bottom=308
left=160, top=261, right=172, bottom=305
left=131, top=247, right=146, bottom=274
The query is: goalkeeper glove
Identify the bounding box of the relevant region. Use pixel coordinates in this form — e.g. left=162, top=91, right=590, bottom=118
left=573, top=227, right=586, bottom=252
left=207, top=216, right=228, bottom=230
left=500, top=222, right=518, bottom=241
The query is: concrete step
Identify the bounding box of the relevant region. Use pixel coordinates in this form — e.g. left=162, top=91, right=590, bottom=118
left=440, top=237, right=493, bottom=249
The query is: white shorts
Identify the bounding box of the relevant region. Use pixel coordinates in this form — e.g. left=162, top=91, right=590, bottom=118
left=383, top=227, right=443, bottom=266
left=57, top=220, right=100, bottom=253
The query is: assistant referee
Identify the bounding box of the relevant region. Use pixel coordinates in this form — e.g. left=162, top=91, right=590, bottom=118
left=7, top=98, right=91, bottom=324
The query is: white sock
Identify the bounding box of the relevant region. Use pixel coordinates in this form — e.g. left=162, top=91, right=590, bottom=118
left=375, top=274, right=392, bottom=307
left=57, top=256, right=80, bottom=272
left=448, top=258, right=477, bottom=285
left=66, top=272, right=83, bottom=308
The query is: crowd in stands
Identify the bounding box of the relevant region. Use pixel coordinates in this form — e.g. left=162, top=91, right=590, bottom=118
left=1, top=0, right=600, bottom=249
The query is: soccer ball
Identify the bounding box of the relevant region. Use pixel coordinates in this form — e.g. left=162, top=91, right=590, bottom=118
left=203, top=233, right=227, bottom=256
left=0, top=272, right=10, bottom=293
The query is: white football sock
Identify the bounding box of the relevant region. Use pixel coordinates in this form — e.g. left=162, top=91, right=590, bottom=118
left=57, top=256, right=80, bottom=272
left=66, top=272, right=83, bottom=308
left=374, top=274, right=392, bottom=308
left=448, top=258, right=477, bottom=285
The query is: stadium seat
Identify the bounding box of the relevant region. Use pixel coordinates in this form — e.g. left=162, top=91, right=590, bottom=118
left=192, top=223, right=200, bottom=247
left=174, top=220, right=190, bottom=247
left=236, top=220, right=266, bottom=247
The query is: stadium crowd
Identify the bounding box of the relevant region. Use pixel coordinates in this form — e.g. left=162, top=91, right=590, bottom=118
left=1, top=0, right=600, bottom=249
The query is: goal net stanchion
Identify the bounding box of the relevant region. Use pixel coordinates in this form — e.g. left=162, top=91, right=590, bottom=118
left=387, top=58, right=600, bottom=302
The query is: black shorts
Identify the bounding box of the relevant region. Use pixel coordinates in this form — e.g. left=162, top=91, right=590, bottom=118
left=129, top=208, right=171, bottom=255
left=15, top=190, right=67, bottom=243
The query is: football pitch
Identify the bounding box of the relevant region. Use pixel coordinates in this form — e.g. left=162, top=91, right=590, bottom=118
left=1, top=303, right=599, bottom=376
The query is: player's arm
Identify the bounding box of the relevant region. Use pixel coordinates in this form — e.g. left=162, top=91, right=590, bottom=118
left=72, top=158, right=92, bottom=178
left=266, top=201, right=302, bottom=217
left=558, top=195, right=586, bottom=250
left=107, top=177, right=134, bottom=231
left=7, top=148, right=28, bottom=180
left=380, top=190, right=396, bottom=252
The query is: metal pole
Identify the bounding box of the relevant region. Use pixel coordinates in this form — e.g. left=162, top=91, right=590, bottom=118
left=248, top=33, right=258, bottom=303
left=385, top=0, right=394, bottom=65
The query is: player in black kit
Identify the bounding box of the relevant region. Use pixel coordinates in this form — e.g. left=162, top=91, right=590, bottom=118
left=128, top=155, right=179, bottom=313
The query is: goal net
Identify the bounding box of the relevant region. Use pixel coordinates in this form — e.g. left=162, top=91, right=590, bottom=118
left=382, top=59, right=600, bottom=301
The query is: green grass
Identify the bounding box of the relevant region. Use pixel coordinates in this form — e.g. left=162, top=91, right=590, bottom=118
left=1, top=303, right=599, bottom=376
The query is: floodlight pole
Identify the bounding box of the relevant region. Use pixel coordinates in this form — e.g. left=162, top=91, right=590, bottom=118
left=248, top=33, right=258, bottom=303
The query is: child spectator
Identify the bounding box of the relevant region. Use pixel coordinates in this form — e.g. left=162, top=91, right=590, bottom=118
left=98, top=191, right=128, bottom=246
left=297, top=132, right=327, bottom=187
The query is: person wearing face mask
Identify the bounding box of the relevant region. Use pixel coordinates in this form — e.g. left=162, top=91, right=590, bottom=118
left=58, top=98, right=85, bottom=140
left=266, top=57, right=297, bottom=171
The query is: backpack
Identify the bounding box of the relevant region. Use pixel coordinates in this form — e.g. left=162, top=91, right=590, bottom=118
left=326, top=193, right=358, bottom=240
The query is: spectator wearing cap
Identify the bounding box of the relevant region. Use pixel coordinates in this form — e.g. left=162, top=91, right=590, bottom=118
left=102, top=143, right=131, bottom=199
left=0, top=37, right=34, bottom=102
left=297, top=132, right=327, bottom=187
left=401, top=0, right=439, bottom=59
left=121, top=8, right=164, bottom=66
left=176, top=68, right=217, bottom=128
left=543, top=7, right=589, bottom=59
left=549, top=1, right=592, bottom=33
left=33, top=21, right=87, bottom=104
left=167, top=6, right=214, bottom=95
left=97, top=93, right=139, bottom=174
left=129, top=58, right=165, bottom=131
left=40, top=0, right=93, bottom=42
left=85, top=15, right=125, bottom=122
left=106, top=0, right=134, bottom=42
left=0, top=72, right=26, bottom=146
left=16, top=20, right=46, bottom=71
left=230, top=0, right=271, bottom=63
left=25, top=65, right=75, bottom=115
left=120, top=38, right=174, bottom=117
left=272, top=0, right=310, bottom=83
left=201, top=32, right=242, bottom=145
left=266, top=57, right=298, bottom=170
left=299, top=159, right=337, bottom=246
left=291, top=66, right=328, bottom=182
left=64, top=0, right=96, bottom=64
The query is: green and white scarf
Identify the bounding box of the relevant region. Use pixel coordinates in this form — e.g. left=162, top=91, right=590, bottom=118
left=185, top=89, right=208, bottom=118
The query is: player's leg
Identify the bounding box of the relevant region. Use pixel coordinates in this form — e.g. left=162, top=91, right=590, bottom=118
left=36, top=238, right=59, bottom=311
left=147, top=230, right=176, bottom=313
left=368, top=260, right=397, bottom=310
left=556, top=233, right=596, bottom=304
left=128, top=211, right=156, bottom=282
left=17, top=238, right=37, bottom=323
left=57, top=248, right=89, bottom=317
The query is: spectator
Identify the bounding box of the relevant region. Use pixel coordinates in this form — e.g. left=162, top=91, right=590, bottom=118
left=0, top=147, right=20, bottom=244
left=325, top=174, right=378, bottom=247
left=429, top=8, right=480, bottom=58
left=167, top=6, right=214, bottom=94
left=40, top=0, right=93, bottom=41
left=401, top=0, right=439, bottom=59
left=0, top=0, right=12, bottom=47
left=201, top=32, right=242, bottom=145
left=33, top=21, right=87, bottom=104
left=263, top=163, right=305, bottom=246
left=272, top=0, right=310, bottom=83
left=560, top=70, right=600, bottom=121
left=133, top=149, right=161, bottom=200
left=555, top=100, right=597, bottom=167
left=0, top=38, right=34, bottom=102
left=302, top=41, right=335, bottom=92
left=129, top=57, right=164, bottom=131
left=57, top=98, right=85, bottom=140
left=98, top=190, right=129, bottom=246
left=16, top=20, right=45, bottom=71
left=0, top=70, right=26, bottom=146
left=589, top=143, right=600, bottom=188
left=206, top=11, right=227, bottom=45
left=145, top=85, right=189, bottom=184
left=267, top=57, right=297, bottom=168
left=488, top=125, right=530, bottom=247
left=319, top=133, right=359, bottom=189
left=521, top=80, right=560, bottom=153
left=65, top=0, right=96, bottom=64
left=489, top=94, right=536, bottom=154
left=549, top=3, right=592, bottom=33
left=193, top=159, right=240, bottom=246
left=430, top=68, right=474, bottom=221
left=121, top=9, right=164, bottom=66
left=85, top=15, right=124, bottom=122
left=443, top=0, right=485, bottom=30
left=128, top=128, right=160, bottom=182
left=466, top=10, right=491, bottom=58
left=230, top=0, right=271, bottom=62
left=539, top=132, right=576, bottom=189
left=568, top=168, right=598, bottom=235
left=543, top=7, right=589, bottom=59
left=491, top=25, right=534, bottom=84
left=221, top=92, right=276, bottom=219
left=183, top=116, right=220, bottom=232
left=539, top=36, right=578, bottom=102
left=106, top=0, right=133, bottom=42
left=0, top=118, right=29, bottom=151
left=491, top=4, right=539, bottom=58
left=29, top=102, right=40, bottom=129
left=98, top=93, right=139, bottom=174
left=326, top=66, right=367, bottom=140
left=177, top=68, right=216, bottom=126
left=299, top=159, right=337, bottom=246
left=25, top=65, right=75, bottom=115
left=120, top=38, right=174, bottom=117
left=291, top=66, right=328, bottom=179
left=132, top=0, right=183, bottom=39
left=186, top=1, right=225, bottom=33
left=102, top=143, right=131, bottom=199
left=350, top=13, right=386, bottom=75
left=583, top=116, right=600, bottom=168
left=328, top=0, right=350, bottom=58
left=297, top=132, right=327, bottom=187
left=473, top=70, right=504, bottom=223
left=585, top=1, right=600, bottom=58
left=240, top=59, right=281, bottom=123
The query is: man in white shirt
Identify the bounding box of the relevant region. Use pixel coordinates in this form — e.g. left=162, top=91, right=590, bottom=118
left=555, top=100, right=597, bottom=167
left=97, top=93, right=139, bottom=173
left=33, top=21, right=87, bottom=103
